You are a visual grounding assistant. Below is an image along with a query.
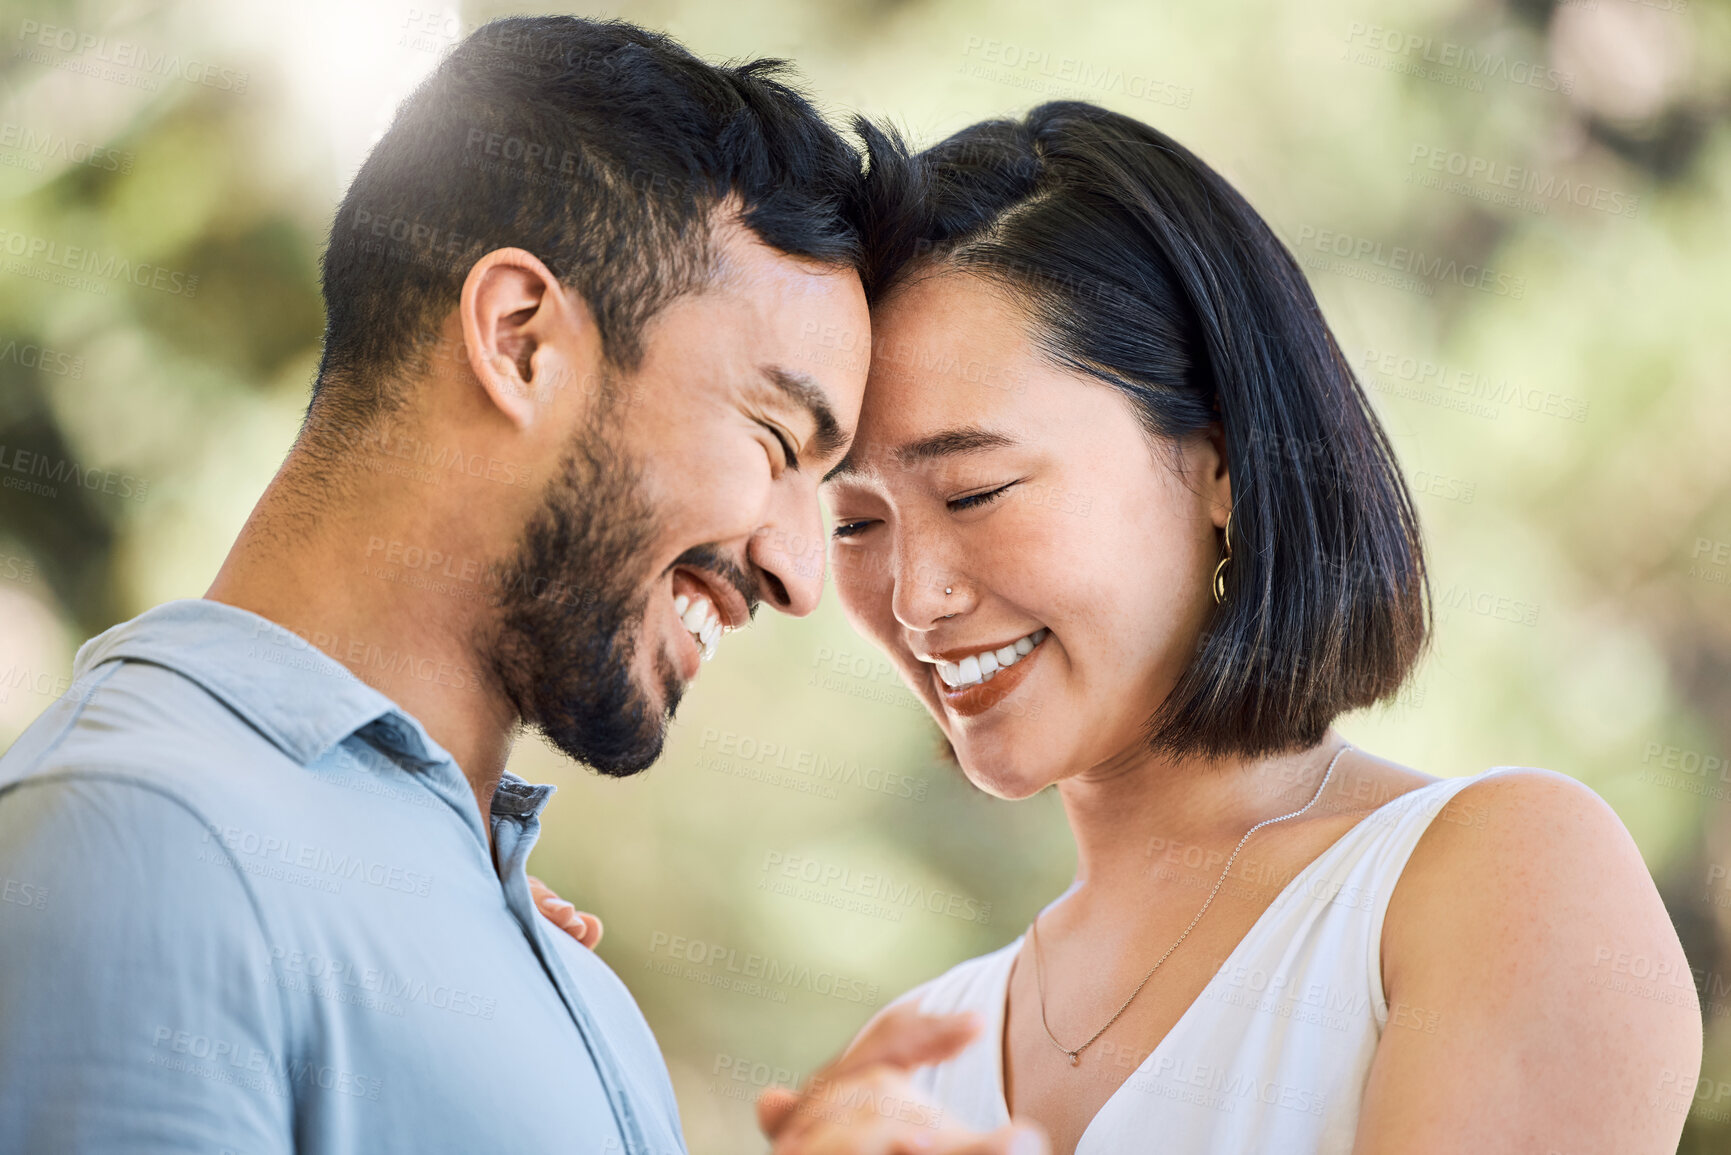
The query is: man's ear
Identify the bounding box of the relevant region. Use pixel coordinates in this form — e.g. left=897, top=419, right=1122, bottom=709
left=458, top=247, right=593, bottom=429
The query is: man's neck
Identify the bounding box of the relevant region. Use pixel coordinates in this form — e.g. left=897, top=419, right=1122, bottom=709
left=206, top=443, right=523, bottom=842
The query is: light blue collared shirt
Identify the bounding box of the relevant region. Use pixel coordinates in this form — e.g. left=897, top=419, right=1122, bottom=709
left=0, top=599, right=686, bottom=1154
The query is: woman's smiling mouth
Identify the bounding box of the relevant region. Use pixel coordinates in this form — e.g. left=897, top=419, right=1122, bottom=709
left=919, top=628, right=1050, bottom=717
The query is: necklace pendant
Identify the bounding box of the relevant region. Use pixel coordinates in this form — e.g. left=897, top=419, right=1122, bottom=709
left=1069, top=1052, right=1080, bottom=1067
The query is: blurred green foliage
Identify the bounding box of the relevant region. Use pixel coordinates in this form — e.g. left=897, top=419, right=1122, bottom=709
left=3, top=0, right=1730, bottom=1150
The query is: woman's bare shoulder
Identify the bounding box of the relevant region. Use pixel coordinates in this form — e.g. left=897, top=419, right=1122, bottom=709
left=1359, top=767, right=1701, bottom=1152
left=1382, top=764, right=1696, bottom=1033
left=1386, top=766, right=1654, bottom=942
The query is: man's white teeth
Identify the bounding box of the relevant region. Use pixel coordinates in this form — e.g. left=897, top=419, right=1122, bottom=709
left=679, top=599, right=710, bottom=633
left=937, top=628, right=1049, bottom=689
left=674, top=592, right=725, bottom=662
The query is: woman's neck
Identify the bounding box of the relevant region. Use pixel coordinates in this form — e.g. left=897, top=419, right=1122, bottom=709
left=1053, top=733, right=1349, bottom=903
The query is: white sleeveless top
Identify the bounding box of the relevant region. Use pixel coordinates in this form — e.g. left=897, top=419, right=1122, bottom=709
left=900, top=767, right=1524, bottom=1152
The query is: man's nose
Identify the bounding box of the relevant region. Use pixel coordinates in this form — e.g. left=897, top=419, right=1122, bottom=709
left=747, top=485, right=827, bottom=617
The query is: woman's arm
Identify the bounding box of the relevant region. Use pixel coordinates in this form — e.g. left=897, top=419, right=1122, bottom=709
left=1355, top=769, right=1702, bottom=1154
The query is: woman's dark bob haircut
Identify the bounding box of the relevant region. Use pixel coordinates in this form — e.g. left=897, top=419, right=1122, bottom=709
left=856, top=101, right=1430, bottom=762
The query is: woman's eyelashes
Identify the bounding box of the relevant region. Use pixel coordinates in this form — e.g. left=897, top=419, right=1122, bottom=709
left=948, top=481, right=1018, bottom=513
left=831, top=516, right=873, bottom=539
left=830, top=481, right=1021, bottom=539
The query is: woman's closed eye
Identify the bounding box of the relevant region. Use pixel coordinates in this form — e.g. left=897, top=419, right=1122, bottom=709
left=831, top=481, right=1020, bottom=540
left=948, top=481, right=1018, bottom=513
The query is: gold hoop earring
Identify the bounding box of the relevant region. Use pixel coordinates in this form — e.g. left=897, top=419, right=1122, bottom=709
left=1211, top=509, right=1233, bottom=606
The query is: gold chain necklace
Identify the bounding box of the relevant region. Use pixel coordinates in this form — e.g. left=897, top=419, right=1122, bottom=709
left=1028, top=743, right=1352, bottom=1067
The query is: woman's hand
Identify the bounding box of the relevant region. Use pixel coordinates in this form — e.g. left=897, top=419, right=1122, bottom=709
left=757, top=1003, right=1049, bottom=1154
left=527, top=874, right=603, bottom=949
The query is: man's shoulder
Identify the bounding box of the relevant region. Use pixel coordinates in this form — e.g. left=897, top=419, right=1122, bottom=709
left=0, top=655, right=333, bottom=924
left=0, top=760, right=280, bottom=963
left=1, top=654, right=299, bottom=802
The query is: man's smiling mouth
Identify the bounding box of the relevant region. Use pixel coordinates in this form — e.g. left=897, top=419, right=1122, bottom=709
left=669, top=567, right=748, bottom=666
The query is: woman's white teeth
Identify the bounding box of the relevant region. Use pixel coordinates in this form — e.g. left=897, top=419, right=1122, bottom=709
left=936, top=628, right=1049, bottom=689
left=676, top=592, right=725, bottom=662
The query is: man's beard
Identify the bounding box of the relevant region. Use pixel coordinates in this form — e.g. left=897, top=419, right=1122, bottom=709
left=487, top=404, right=682, bottom=778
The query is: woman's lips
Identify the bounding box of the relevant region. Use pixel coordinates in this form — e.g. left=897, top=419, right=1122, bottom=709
left=934, top=638, right=1043, bottom=718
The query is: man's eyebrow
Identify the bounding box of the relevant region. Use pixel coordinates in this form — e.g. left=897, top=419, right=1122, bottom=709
left=758, top=366, right=847, bottom=463
left=823, top=425, right=1019, bottom=485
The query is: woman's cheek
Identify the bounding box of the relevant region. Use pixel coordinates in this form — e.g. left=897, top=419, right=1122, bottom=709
left=832, top=552, right=898, bottom=655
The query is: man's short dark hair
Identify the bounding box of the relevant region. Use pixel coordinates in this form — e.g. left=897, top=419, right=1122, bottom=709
left=313, top=16, right=865, bottom=427
left=857, top=102, right=1431, bottom=762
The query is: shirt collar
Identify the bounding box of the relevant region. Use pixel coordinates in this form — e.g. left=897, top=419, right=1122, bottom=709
left=73, top=599, right=555, bottom=824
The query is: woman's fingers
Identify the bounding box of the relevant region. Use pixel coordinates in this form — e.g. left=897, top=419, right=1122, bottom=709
left=757, top=1085, right=802, bottom=1136
left=835, top=1005, right=982, bottom=1077
left=526, top=874, right=602, bottom=948
left=759, top=1068, right=1050, bottom=1154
